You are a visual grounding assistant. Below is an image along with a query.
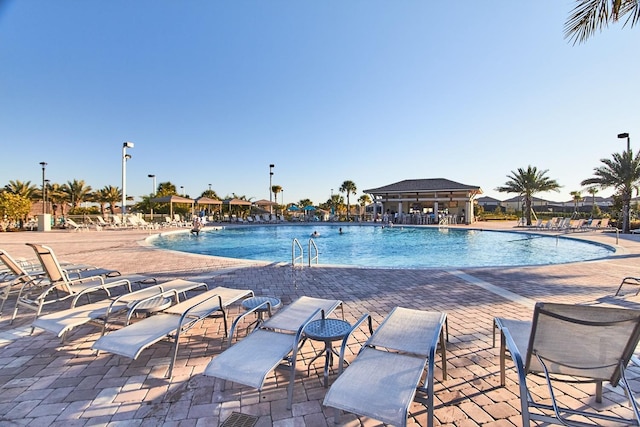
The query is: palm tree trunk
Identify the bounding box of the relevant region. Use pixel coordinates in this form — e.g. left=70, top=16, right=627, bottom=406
left=623, top=193, right=631, bottom=233
left=525, top=197, right=532, bottom=226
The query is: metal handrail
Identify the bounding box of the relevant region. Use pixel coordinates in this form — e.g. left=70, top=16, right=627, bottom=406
left=308, top=238, right=318, bottom=266
left=292, top=238, right=304, bottom=267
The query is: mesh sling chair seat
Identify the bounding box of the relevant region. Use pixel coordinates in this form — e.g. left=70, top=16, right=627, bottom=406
left=323, top=306, right=448, bottom=427
left=204, top=295, right=343, bottom=409
left=92, top=286, right=254, bottom=378
left=32, top=279, right=207, bottom=342
left=495, top=302, right=640, bottom=426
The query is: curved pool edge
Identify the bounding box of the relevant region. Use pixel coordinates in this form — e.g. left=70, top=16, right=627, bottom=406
left=139, top=223, right=623, bottom=270
left=138, top=226, right=274, bottom=268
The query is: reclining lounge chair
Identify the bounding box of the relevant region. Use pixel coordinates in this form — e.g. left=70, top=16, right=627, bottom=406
left=204, top=295, right=343, bottom=409
left=494, top=302, right=640, bottom=426
left=92, top=286, right=254, bottom=378
left=32, top=279, right=207, bottom=342
left=323, top=306, right=448, bottom=427
left=11, top=243, right=150, bottom=322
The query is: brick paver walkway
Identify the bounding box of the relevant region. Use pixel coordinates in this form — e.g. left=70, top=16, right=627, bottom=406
left=1, top=222, right=640, bottom=426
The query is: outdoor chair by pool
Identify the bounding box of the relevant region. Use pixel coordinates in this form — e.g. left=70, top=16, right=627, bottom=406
left=204, top=295, right=343, bottom=409
left=494, top=302, right=640, bottom=426
left=31, top=279, right=210, bottom=342
left=64, top=218, right=90, bottom=232
left=323, top=307, right=448, bottom=427
left=92, top=286, right=254, bottom=378
left=11, top=244, right=146, bottom=322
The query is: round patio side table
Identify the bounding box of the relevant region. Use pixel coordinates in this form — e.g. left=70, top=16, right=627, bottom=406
left=241, top=296, right=281, bottom=330
left=304, top=318, right=352, bottom=387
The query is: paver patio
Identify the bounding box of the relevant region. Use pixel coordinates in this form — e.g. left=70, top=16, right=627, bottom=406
left=1, top=222, right=640, bottom=426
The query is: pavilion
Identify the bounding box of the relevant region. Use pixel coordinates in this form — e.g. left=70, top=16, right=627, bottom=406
left=364, top=178, right=483, bottom=224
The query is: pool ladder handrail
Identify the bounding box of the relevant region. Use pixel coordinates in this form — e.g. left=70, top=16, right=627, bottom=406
left=292, top=238, right=304, bottom=267
left=308, top=238, right=318, bottom=266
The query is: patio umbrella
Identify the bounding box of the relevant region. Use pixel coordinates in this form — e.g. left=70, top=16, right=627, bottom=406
left=303, top=206, right=316, bottom=211
left=287, top=205, right=300, bottom=212
left=150, top=195, right=195, bottom=218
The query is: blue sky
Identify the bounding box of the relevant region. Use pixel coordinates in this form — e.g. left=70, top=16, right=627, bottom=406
left=1, top=1, right=638, bottom=206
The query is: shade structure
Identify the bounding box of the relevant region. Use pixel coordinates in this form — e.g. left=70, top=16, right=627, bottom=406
left=150, top=195, right=195, bottom=218
left=223, top=198, right=252, bottom=206
left=223, top=198, right=252, bottom=215
left=303, top=205, right=316, bottom=211
left=287, top=205, right=300, bottom=212
left=195, top=197, right=222, bottom=206
left=254, top=199, right=277, bottom=207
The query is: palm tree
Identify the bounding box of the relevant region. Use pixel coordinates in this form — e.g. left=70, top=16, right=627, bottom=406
left=62, top=179, right=92, bottom=211
left=271, top=185, right=282, bottom=214
left=339, top=180, right=357, bottom=220
left=94, top=186, right=121, bottom=216
left=47, top=182, right=68, bottom=218
left=569, top=190, right=583, bottom=216
left=496, top=166, right=561, bottom=226
left=565, top=0, right=639, bottom=44
left=581, top=150, right=640, bottom=233
left=586, top=186, right=601, bottom=217
left=4, top=180, right=38, bottom=200
left=358, top=194, right=371, bottom=221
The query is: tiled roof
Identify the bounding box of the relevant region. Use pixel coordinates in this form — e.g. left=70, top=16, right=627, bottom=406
left=364, top=178, right=481, bottom=194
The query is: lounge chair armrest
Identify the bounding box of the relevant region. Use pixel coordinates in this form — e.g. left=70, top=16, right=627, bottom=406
left=616, top=276, right=640, bottom=296
left=337, top=313, right=373, bottom=375
left=70, top=282, right=125, bottom=308
left=227, top=300, right=273, bottom=345
left=501, top=326, right=527, bottom=376
left=125, top=289, right=179, bottom=325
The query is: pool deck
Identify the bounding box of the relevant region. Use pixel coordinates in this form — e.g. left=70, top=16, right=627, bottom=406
left=1, top=221, right=640, bottom=426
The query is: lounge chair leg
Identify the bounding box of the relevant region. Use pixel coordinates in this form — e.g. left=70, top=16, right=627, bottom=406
left=500, top=330, right=506, bottom=386
left=332, top=407, right=341, bottom=424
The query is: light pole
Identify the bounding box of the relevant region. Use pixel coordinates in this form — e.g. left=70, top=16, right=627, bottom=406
left=44, top=179, right=50, bottom=215
left=208, top=183, right=212, bottom=193
left=122, top=142, right=134, bottom=222
left=618, top=132, right=631, bottom=153
left=269, top=164, right=274, bottom=215
left=148, top=174, right=156, bottom=219
left=180, top=186, right=184, bottom=196
left=39, top=162, right=47, bottom=214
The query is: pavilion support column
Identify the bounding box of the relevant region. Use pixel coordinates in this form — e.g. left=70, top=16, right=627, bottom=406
left=433, top=201, right=439, bottom=223
left=465, top=200, right=473, bottom=224
left=397, top=202, right=403, bottom=223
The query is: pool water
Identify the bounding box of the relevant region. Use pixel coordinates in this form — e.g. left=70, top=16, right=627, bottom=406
left=149, top=225, right=614, bottom=268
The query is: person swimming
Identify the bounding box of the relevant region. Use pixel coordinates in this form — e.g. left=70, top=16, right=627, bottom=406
left=311, top=230, right=320, bottom=237
left=339, top=227, right=343, bottom=234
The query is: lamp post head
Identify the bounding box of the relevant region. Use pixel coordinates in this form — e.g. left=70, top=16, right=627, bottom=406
left=148, top=174, right=155, bottom=178
left=124, top=154, right=132, bottom=160
left=123, top=141, right=134, bottom=148
left=40, top=161, right=47, bottom=168
left=618, top=133, right=630, bottom=139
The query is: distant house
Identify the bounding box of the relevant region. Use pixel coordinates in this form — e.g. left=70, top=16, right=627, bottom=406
left=502, top=196, right=551, bottom=212
left=476, top=196, right=502, bottom=212
left=364, top=178, right=482, bottom=224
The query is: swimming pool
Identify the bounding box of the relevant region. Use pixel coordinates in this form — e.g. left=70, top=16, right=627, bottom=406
left=149, top=224, right=614, bottom=268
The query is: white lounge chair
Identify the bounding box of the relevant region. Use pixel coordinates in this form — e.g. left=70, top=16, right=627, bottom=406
left=65, top=218, right=90, bottom=232
left=92, top=286, right=254, bottom=378
left=31, top=279, right=208, bottom=342
left=204, top=296, right=343, bottom=409
left=323, top=307, right=448, bottom=427
left=11, top=244, right=146, bottom=322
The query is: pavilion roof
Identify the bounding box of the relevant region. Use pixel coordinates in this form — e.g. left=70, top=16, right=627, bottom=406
left=364, top=178, right=481, bottom=194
